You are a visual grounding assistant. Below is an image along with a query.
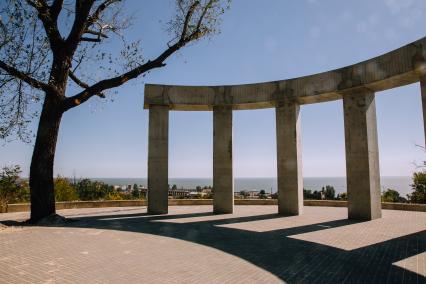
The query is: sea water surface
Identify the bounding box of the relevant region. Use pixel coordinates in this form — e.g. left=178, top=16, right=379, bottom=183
left=92, top=176, right=413, bottom=196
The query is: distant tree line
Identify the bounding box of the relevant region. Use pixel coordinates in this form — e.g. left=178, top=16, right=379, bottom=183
left=59, top=178, right=144, bottom=201
left=303, top=185, right=346, bottom=200
left=1, top=165, right=426, bottom=207
left=0, top=166, right=145, bottom=209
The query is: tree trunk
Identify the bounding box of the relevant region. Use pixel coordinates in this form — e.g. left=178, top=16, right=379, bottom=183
left=29, top=93, right=63, bottom=223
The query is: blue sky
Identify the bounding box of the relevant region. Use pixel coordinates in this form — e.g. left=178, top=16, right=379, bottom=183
left=1, top=0, right=426, bottom=178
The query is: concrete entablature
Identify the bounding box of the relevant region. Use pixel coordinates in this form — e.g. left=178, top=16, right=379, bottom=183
left=144, top=37, right=426, bottom=110
left=144, top=37, right=426, bottom=221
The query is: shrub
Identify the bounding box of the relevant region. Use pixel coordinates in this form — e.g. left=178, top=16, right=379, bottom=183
left=0, top=165, right=29, bottom=208
left=382, top=188, right=403, bottom=203
left=407, top=171, right=426, bottom=204
left=54, top=176, right=78, bottom=201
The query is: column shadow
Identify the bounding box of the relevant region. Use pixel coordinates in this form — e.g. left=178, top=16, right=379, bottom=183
left=2, top=209, right=425, bottom=283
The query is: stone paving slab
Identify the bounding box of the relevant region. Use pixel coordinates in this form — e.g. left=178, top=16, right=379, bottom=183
left=0, top=206, right=425, bottom=283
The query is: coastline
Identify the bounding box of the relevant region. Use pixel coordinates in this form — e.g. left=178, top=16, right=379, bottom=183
left=85, top=176, right=413, bottom=196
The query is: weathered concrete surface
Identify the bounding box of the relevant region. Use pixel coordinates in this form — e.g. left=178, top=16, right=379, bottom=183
left=143, top=37, right=426, bottom=219
left=276, top=101, right=303, bottom=215
left=213, top=106, right=234, bottom=213
left=147, top=105, right=169, bottom=214
left=421, top=75, right=426, bottom=145
left=343, top=89, right=382, bottom=220
left=1, top=206, right=426, bottom=283
left=144, top=37, right=426, bottom=110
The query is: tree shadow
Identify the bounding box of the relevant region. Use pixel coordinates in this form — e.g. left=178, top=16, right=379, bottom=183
left=2, top=208, right=425, bottom=283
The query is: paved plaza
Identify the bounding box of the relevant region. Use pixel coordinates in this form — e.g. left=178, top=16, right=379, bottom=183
left=0, top=205, right=426, bottom=283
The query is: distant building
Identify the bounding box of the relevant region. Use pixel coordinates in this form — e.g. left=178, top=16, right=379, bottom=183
left=234, top=190, right=271, bottom=199
left=168, top=189, right=190, bottom=198
left=235, top=190, right=255, bottom=199
left=247, top=190, right=260, bottom=198
left=201, top=188, right=212, bottom=195
left=145, top=186, right=214, bottom=199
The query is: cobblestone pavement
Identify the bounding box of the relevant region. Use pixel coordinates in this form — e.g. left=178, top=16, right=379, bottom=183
left=0, top=206, right=425, bottom=283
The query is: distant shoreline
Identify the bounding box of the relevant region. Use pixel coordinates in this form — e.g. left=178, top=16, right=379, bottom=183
left=64, top=176, right=413, bottom=196
left=67, top=176, right=411, bottom=179
left=18, top=176, right=414, bottom=195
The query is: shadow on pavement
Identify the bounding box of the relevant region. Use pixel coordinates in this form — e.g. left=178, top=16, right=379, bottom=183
left=2, top=209, right=425, bottom=283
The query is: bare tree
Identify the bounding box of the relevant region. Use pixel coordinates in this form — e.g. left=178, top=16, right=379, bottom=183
left=0, top=0, right=231, bottom=222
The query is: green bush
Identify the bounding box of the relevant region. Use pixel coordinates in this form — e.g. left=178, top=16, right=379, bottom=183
left=381, top=188, right=405, bottom=203
left=336, top=192, right=347, bottom=200
left=0, top=165, right=30, bottom=208
left=75, top=179, right=113, bottom=201
left=54, top=176, right=78, bottom=201
left=407, top=171, right=426, bottom=204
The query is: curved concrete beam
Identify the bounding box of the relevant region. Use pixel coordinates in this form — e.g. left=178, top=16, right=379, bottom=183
left=144, top=37, right=426, bottom=111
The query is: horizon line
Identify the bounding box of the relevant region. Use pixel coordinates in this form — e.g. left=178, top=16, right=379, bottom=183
left=23, top=175, right=412, bottom=179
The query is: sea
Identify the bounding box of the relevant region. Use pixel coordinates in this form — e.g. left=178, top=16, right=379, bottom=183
left=91, top=176, right=413, bottom=196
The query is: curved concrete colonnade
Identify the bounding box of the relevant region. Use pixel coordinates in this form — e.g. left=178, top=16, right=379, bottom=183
left=144, top=37, right=426, bottom=220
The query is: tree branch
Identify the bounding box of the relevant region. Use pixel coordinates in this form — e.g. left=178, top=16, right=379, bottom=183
left=66, top=0, right=120, bottom=51
left=24, top=0, right=42, bottom=9
left=50, top=0, right=64, bottom=21
left=195, top=0, right=214, bottom=34
left=180, top=1, right=199, bottom=40
left=25, top=0, right=64, bottom=50
left=87, top=0, right=121, bottom=27
left=68, top=70, right=89, bottom=88
left=62, top=0, right=218, bottom=111
left=80, top=37, right=102, bottom=42
left=84, top=29, right=109, bottom=38
left=0, top=60, right=54, bottom=93
left=66, top=0, right=96, bottom=53
left=69, top=70, right=105, bottom=98
left=63, top=41, right=183, bottom=110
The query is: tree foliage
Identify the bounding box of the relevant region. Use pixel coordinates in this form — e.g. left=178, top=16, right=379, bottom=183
left=0, top=165, right=30, bottom=209
left=239, top=190, right=248, bottom=198
left=336, top=192, right=347, bottom=200
left=381, top=188, right=400, bottom=203
left=131, top=186, right=141, bottom=199
left=0, top=165, right=149, bottom=205
left=407, top=171, right=426, bottom=204
left=54, top=176, right=78, bottom=201
left=0, top=0, right=231, bottom=141
left=75, top=178, right=113, bottom=200
left=0, top=0, right=231, bottom=221
left=323, top=185, right=335, bottom=200
left=0, top=2, right=50, bottom=141
left=303, top=185, right=336, bottom=200
left=259, top=189, right=267, bottom=199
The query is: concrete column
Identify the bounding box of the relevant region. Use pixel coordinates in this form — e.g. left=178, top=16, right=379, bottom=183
left=343, top=89, right=381, bottom=220
left=147, top=105, right=169, bottom=214
left=213, top=106, right=233, bottom=214
left=276, top=101, right=303, bottom=215
left=420, top=76, right=426, bottom=146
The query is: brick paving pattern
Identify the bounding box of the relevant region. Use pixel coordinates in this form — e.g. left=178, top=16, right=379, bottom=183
left=0, top=205, right=425, bottom=283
